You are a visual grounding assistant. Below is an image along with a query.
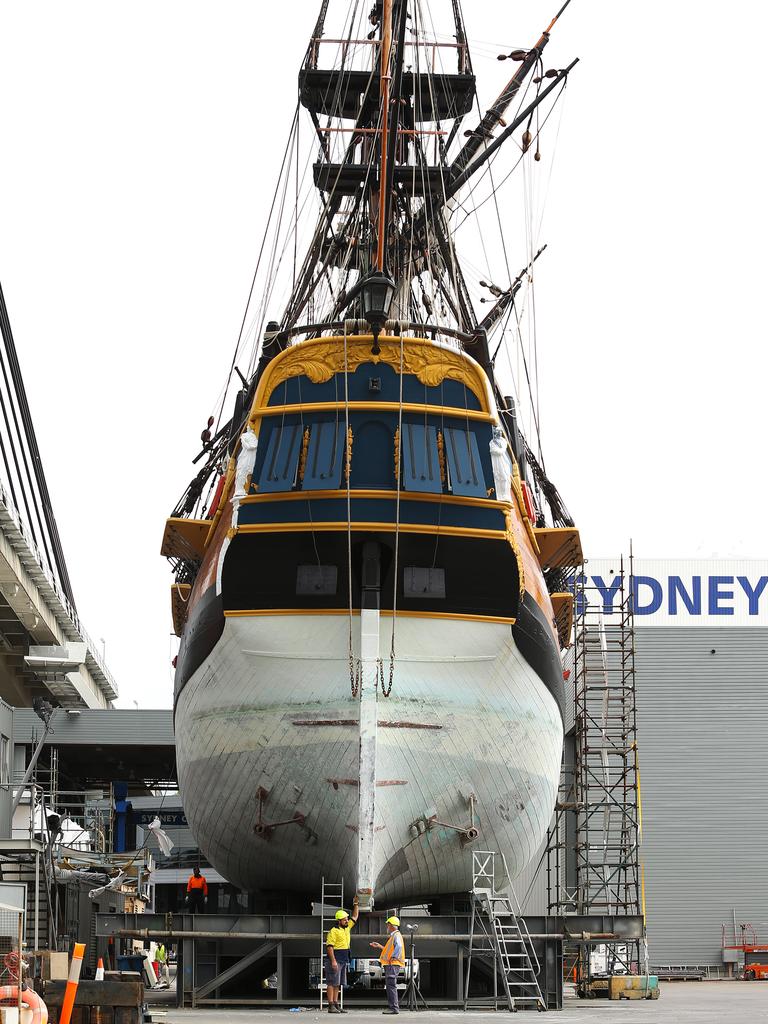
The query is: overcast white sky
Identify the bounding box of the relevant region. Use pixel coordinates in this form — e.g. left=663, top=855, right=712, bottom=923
left=0, top=1, right=765, bottom=708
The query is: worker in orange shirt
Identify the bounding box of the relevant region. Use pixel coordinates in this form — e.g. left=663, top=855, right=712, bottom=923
left=185, top=866, right=208, bottom=913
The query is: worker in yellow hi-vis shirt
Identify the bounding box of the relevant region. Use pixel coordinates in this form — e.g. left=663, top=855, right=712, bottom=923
left=325, top=896, right=359, bottom=1013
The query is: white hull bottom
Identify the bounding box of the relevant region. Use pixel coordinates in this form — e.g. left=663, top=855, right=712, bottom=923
left=174, top=613, right=563, bottom=903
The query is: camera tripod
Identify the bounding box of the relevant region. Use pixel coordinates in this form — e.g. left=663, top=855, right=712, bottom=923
left=402, top=926, right=428, bottom=1011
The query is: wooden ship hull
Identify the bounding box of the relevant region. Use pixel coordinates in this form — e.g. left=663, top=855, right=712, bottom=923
left=165, top=333, right=580, bottom=903
left=175, top=611, right=563, bottom=901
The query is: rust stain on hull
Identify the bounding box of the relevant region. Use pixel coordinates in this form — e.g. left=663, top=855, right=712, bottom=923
left=294, top=719, right=441, bottom=730
left=328, top=778, right=408, bottom=788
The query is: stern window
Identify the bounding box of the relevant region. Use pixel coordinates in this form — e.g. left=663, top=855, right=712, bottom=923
left=258, top=423, right=303, bottom=492
left=401, top=423, right=442, bottom=494
left=444, top=427, right=486, bottom=497
left=303, top=422, right=345, bottom=490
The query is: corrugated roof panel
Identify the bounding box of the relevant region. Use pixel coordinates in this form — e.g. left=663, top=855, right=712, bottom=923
left=11, top=708, right=174, bottom=745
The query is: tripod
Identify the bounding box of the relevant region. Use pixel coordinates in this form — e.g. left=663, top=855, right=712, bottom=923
left=402, top=927, right=428, bottom=1011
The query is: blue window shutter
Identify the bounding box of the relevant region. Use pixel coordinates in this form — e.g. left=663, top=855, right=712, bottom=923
left=257, top=423, right=302, bottom=492
left=401, top=424, right=442, bottom=493
left=303, top=422, right=345, bottom=489
left=444, top=427, right=486, bottom=497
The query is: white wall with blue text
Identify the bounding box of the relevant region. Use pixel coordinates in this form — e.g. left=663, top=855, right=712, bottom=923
left=584, top=560, right=768, bottom=627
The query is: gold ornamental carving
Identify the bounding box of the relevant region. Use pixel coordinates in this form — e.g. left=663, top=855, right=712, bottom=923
left=345, top=426, right=354, bottom=482
left=264, top=336, right=487, bottom=409
left=298, top=427, right=310, bottom=483
left=437, top=430, right=446, bottom=485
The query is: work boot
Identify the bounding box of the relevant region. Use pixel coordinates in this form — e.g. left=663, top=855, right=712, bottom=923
left=337, top=1006, right=349, bottom=1014
left=328, top=1004, right=341, bottom=1014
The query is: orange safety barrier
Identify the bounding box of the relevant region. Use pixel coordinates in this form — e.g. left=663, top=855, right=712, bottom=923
left=0, top=985, right=49, bottom=1024
left=59, top=943, right=86, bottom=1024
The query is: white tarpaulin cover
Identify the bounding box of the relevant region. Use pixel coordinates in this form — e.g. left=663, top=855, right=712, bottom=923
left=148, top=815, right=175, bottom=857
left=88, top=869, right=128, bottom=900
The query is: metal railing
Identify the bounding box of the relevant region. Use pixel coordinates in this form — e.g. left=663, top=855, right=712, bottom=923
left=0, top=480, right=118, bottom=699
left=652, top=964, right=725, bottom=979
left=308, top=36, right=469, bottom=74
left=3, top=780, right=109, bottom=853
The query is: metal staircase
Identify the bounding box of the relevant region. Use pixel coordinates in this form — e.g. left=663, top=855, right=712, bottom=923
left=464, top=850, right=546, bottom=1012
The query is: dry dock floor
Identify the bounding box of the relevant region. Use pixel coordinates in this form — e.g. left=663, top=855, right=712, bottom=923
left=154, top=982, right=768, bottom=1023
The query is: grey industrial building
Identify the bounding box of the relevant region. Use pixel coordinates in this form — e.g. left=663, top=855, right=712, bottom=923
left=583, top=558, right=768, bottom=968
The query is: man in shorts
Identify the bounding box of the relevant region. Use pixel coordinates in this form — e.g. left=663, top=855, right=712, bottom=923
left=325, top=896, right=359, bottom=1013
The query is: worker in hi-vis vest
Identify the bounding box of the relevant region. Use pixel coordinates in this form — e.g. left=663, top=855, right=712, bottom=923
left=370, top=916, right=405, bottom=1014
left=155, top=942, right=170, bottom=986
left=185, top=866, right=208, bottom=913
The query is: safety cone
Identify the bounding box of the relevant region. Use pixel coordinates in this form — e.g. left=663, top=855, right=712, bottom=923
left=95, top=958, right=105, bottom=981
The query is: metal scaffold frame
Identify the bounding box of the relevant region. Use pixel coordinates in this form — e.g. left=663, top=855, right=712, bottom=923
left=547, top=556, right=646, bottom=986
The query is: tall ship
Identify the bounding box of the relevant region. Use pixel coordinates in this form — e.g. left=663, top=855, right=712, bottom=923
left=162, top=0, right=581, bottom=907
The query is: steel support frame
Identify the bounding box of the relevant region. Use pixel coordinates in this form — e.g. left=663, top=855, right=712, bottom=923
left=547, top=557, right=645, bottom=986
left=97, top=910, right=644, bottom=1008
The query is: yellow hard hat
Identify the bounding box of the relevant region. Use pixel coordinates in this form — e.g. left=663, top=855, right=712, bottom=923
left=335, top=909, right=349, bottom=920
left=386, top=916, right=400, bottom=927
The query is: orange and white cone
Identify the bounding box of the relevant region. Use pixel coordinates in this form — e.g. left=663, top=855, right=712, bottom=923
left=95, top=958, right=105, bottom=981
left=59, top=943, right=86, bottom=1024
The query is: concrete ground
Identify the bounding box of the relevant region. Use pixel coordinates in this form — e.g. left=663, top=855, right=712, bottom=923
left=150, top=982, right=768, bottom=1023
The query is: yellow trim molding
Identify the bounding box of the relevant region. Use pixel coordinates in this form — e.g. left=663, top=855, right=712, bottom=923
left=224, top=608, right=515, bottom=625
left=253, top=400, right=494, bottom=422
left=238, top=488, right=511, bottom=510
left=233, top=521, right=508, bottom=541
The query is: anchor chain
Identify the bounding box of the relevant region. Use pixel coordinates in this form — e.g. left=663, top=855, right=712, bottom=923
left=349, top=646, right=361, bottom=698
left=378, top=657, right=394, bottom=698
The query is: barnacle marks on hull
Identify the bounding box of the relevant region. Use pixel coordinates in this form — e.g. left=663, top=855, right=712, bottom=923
left=173, top=612, right=563, bottom=901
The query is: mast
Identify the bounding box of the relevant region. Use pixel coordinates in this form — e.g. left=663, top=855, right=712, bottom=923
left=447, top=61, right=577, bottom=201
left=451, top=0, right=572, bottom=178
left=284, top=0, right=577, bottom=339
left=375, top=0, right=394, bottom=271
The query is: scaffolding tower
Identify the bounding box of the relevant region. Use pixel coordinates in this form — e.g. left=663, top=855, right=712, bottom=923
left=547, top=557, right=645, bottom=985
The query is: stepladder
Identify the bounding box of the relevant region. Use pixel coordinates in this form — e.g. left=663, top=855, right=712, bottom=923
left=465, top=850, right=547, bottom=1012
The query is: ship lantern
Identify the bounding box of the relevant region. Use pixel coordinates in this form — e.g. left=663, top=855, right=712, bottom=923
left=361, top=271, right=396, bottom=354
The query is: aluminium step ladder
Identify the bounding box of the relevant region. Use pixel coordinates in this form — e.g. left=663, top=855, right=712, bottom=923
left=464, top=850, right=546, bottom=1012
left=318, top=877, right=344, bottom=1010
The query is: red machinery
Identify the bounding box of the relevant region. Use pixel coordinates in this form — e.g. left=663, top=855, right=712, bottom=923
left=722, top=924, right=768, bottom=980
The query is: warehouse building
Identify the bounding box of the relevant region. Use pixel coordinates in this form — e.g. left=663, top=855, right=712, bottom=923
left=586, top=558, right=768, bottom=969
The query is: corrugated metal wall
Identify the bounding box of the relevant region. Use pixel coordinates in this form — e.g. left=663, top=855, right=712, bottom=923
left=11, top=708, right=173, bottom=745
left=0, top=699, right=13, bottom=836
left=636, top=627, right=768, bottom=965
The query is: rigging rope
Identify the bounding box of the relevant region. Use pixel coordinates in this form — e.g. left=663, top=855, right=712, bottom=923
left=343, top=322, right=359, bottom=698
left=383, top=328, right=405, bottom=700
left=214, top=103, right=301, bottom=434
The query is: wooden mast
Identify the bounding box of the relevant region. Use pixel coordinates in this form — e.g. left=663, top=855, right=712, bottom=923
left=375, top=0, right=393, bottom=271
